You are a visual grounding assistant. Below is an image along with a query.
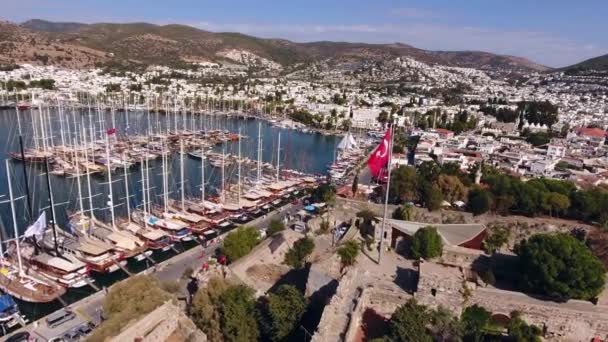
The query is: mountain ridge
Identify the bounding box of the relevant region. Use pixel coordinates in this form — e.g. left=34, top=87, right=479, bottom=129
left=1, top=19, right=551, bottom=72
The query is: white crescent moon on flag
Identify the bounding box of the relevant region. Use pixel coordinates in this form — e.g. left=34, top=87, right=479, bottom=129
left=376, top=139, right=388, bottom=158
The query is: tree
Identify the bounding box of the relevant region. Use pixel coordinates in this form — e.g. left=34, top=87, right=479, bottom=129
left=222, top=226, right=260, bottom=262
left=460, top=305, right=491, bottom=342
left=392, top=204, right=414, bottom=221
left=219, top=285, right=260, bottom=342
left=351, top=174, right=359, bottom=196
left=411, top=226, right=443, bottom=259
left=357, top=209, right=378, bottom=236
left=390, top=166, right=418, bottom=203
left=417, top=161, right=442, bottom=183
left=508, top=311, right=542, bottom=342
left=337, top=240, right=360, bottom=267
left=88, top=276, right=171, bottom=342
left=340, top=119, right=352, bottom=131
left=191, top=277, right=231, bottom=342
left=425, top=184, right=444, bottom=211
left=312, top=183, right=336, bottom=204
left=482, top=227, right=510, bottom=254
left=267, top=219, right=285, bottom=236
left=436, top=174, right=468, bottom=204
left=260, top=285, right=308, bottom=341
left=377, top=110, right=389, bottom=126
left=546, top=192, right=570, bottom=217
left=387, top=299, right=433, bottom=342
left=428, top=306, right=463, bottom=342
left=514, top=233, right=606, bottom=301
left=284, top=236, right=315, bottom=268
left=467, top=187, right=491, bottom=216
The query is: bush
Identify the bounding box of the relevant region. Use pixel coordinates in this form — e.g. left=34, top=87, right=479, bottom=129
left=222, top=226, right=260, bottom=262
left=467, top=187, right=491, bottom=216
left=87, top=276, right=171, bottom=342
left=260, top=285, right=308, bottom=341
left=515, top=233, right=606, bottom=301
left=191, top=278, right=259, bottom=342
left=337, top=240, right=360, bottom=267
left=181, top=266, right=194, bottom=279
left=317, top=219, right=330, bottom=235
left=411, top=226, right=443, bottom=259
left=388, top=299, right=432, bottom=342
left=392, top=204, right=414, bottom=221
left=461, top=305, right=491, bottom=342
left=312, top=183, right=336, bottom=204
left=482, top=227, right=510, bottom=254
left=508, top=311, right=542, bottom=341
left=160, top=280, right=181, bottom=294
left=284, top=236, right=315, bottom=269
left=267, top=219, right=285, bottom=236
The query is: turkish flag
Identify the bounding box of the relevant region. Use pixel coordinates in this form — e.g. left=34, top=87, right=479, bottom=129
left=367, top=127, right=391, bottom=177
left=106, top=128, right=117, bottom=135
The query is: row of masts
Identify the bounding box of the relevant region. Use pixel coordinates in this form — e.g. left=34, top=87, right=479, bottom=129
left=0, top=94, right=293, bottom=307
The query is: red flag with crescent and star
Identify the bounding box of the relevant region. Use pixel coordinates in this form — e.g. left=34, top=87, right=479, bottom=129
left=367, top=127, right=391, bottom=178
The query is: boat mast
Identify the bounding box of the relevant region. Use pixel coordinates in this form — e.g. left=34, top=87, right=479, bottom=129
left=73, top=124, right=84, bottom=215
left=162, top=138, right=168, bottom=214
left=276, top=132, right=281, bottom=182
left=201, top=145, right=205, bottom=204
left=145, top=154, right=152, bottom=219
left=257, top=121, right=262, bottom=186
left=105, top=128, right=116, bottom=229
left=81, top=115, right=94, bottom=224
left=238, top=127, right=241, bottom=209
left=14, top=97, right=32, bottom=218
left=221, top=145, right=225, bottom=203
left=140, top=157, right=148, bottom=229
left=123, top=152, right=131, bottom=222
left=180, top=138, right=185, bottom=212
left=6, top=160, right=23, bottom=274
left=57, top=99, right=66, bottom=147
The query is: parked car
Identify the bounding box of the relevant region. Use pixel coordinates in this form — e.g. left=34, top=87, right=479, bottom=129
left=46, top=308, right=76, bottom=328
left=47, top=337, right=65, bottom=342
left=77, top=321, right=94, bottom=336
left=5, top=331, right=33, bottom=342
left=63, top=328, right=80, bottom=342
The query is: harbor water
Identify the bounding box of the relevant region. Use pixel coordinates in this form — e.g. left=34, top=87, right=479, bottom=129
left=0, top=108, right=339, bottom=325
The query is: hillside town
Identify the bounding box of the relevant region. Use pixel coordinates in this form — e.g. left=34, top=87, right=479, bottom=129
left=0, top=15, right=608, bottom=342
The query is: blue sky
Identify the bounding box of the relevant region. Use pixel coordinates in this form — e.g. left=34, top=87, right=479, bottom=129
left=2, top=0, right=608, bottom=67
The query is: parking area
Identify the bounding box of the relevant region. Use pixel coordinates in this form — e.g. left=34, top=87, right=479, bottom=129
left=30, top=314, right=90, bottom=342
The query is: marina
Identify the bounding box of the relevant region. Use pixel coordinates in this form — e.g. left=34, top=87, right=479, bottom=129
left=0, top=100, right=369, bottom=334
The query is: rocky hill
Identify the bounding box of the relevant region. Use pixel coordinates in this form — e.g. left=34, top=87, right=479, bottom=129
left=0, top=21, right=109, bottom=68
left=1, top=19, right=550, bottom=72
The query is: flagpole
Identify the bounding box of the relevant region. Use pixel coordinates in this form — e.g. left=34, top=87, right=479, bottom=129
left=378, top=124, right=394, bottom=264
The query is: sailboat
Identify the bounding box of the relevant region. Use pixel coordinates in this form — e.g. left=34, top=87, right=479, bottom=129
left=69, top=123, right=150, bottom=263
left=164, top=138, right=209, bottom=235
left=32, top=104, right=126, bottom=275
left=0, top=160, right=67, bottom=301
left=132, top=138, right=192, bottom=243
left=117, top=155, right=172, bottom=252
left=9, top=103, right=92, bottom=289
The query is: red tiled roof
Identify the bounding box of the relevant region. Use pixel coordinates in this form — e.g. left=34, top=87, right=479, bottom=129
left=435, top=128, right=454, bottom=134
left=575, top=127, right=608, bottom=138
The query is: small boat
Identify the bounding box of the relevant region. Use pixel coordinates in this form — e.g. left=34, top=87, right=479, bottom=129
left=0, top=294, right=25, bottom=331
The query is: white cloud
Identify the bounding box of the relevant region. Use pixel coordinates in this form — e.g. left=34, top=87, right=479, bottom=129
left=193, top=21, right=607, bottom=67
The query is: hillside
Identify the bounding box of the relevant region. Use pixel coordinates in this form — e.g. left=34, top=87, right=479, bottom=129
left=0, top=21, right=109, bottom=68
left=562, top=54, right=608, bottom=73
left=5, top=19, right=550, bottom=72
